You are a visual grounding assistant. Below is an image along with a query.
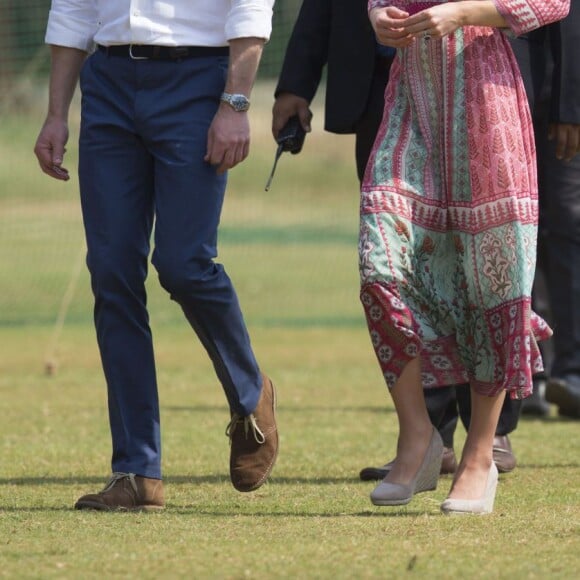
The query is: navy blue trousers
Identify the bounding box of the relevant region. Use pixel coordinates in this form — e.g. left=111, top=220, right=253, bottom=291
left=78, top=50, right=262, bottom=479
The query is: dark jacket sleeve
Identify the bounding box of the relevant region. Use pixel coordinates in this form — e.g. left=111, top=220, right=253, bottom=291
left=274, top=0, right=332, bottom=103
left=549, top=0, right=580, bottom=124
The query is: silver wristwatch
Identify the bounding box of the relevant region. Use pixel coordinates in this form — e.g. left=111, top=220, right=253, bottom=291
left=220, top=92, right=250, bottom=112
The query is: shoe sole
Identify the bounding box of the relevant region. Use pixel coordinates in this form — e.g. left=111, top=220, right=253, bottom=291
left=371, top=497, right=412, bottom=506
left=370, top=484, right=437, bottom=507
left=75, top=501, right=165, bottom=512
left=441, top=508, right=492, bottom=516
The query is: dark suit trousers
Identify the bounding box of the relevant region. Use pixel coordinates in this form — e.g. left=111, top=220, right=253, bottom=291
left=425, top=386, right=522, bottom=448
left=534, top=101, right=580, bottom=378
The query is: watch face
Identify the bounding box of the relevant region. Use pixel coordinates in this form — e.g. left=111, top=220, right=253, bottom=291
left=222, top=93, right=250, bottom=112
left=231, top=95, right=250, bottom=111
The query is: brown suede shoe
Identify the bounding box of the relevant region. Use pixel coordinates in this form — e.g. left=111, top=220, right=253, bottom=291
left=440, top=446, right=458, bottom=475
left=493, top=435, right=517, bottom=473
left=227, top=374, right=279, bottom=492
left=359, top=446, right=457, bottom=481
left=74, top=473, right=165, bottom=511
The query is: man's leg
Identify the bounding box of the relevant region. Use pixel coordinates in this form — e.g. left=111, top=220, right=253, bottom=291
left=535, top=102, right=580, bottom=418
left=78, top=51, right=161, bottom=479
left=75, top=50, right=165, bottom=510
left=143, top=55, right=278, bottom=490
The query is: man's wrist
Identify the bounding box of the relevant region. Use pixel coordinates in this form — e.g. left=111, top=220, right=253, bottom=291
left=220, top=92, right=251, bottom=112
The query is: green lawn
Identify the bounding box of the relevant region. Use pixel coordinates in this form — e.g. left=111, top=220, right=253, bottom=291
left=0, top=85, right=578, bottom=579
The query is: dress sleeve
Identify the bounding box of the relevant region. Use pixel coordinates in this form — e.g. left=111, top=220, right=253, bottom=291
left=368, top=1, right=407, bottom=12
left=492, top=0, right=570, bottom=35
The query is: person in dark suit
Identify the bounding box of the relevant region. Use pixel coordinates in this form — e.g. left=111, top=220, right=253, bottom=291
left=272, top=0, right=392, bottom=183
left=272, top=0, right=521, bottom=480
left=513, top=2, right=580, bottom=419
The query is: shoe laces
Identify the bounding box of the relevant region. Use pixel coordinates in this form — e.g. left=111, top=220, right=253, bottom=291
left=101, top=472, right=138, bottom=494
left=226, top=413, right=266, bottom=444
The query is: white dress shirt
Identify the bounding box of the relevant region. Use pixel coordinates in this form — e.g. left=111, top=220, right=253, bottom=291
left=45, top=0, right=275, bottom=52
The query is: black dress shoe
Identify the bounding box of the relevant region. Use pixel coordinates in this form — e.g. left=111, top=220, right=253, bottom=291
left=493, top=435, right=516, bottom=473
left=545, top=375, right=580, bottom=419
left=521, top=378, right=550, bottom=417
left=359, top=446, right=456, bottom=481
left=359, top=461, right=394, bottom=482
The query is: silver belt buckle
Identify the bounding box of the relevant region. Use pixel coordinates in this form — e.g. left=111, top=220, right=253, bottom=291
left=129, top=44, right=148, bottom=60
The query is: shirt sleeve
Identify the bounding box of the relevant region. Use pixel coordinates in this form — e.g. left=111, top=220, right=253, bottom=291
left=226, top=0, right=275, bottom=41
left=493, top=0, right=570, bottom=36
left=45, top=0, right=98, bottom=52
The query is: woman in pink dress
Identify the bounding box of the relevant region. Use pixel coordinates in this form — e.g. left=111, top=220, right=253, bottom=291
left=362, top=0, right=569, bottom=513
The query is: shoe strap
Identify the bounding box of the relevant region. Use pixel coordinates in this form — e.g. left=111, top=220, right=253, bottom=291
left=226, top=413, right=266, bottom=444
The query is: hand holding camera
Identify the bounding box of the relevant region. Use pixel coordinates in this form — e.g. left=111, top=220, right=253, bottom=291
left=265, top=114, right=308, bottom=191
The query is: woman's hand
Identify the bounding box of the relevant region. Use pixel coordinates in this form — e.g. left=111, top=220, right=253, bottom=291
left=401, top=2, right=466, bottom=41
left=369, top=6, right=414, bottom=48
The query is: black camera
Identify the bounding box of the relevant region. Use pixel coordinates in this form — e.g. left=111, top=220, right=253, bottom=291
left=276, top=114, right=306, bottom=154
left=265, top=115, right=307, bottom=190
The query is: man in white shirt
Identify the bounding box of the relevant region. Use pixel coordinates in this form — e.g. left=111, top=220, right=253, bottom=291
left=34, top=0, right=279, bottom=511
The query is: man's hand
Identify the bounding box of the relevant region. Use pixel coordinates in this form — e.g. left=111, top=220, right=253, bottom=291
left=205, top=105, right=250, bottom=175
left=549, top=123, right=580, bottom=162
left=272, top=93, right=312, bottom=140
left=369, top=6, right=413, bottom=49
left=34, top=45, right=86, bottom=181
left=34, top=115, right=70, bottom=181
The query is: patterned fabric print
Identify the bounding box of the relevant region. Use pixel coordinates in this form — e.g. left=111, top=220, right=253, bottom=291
left=360, top=15, right=555, bottom=398
left=493, top=0, right=570, bottom=36
left=360, top=282, right=421, bottom=389
left=463, top=27, right=537, bottom=206
left=485, top=300, right=550, bottom=398
left=369, top=36, right=446, bottom=201
left=361, top=213, right=472, bottom=389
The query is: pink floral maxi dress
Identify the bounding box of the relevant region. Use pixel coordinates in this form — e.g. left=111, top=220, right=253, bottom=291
left=360, top=0, right=570, bottom=398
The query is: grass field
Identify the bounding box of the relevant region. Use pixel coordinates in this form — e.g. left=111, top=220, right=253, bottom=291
left=0, top=83, right=579, bottom=579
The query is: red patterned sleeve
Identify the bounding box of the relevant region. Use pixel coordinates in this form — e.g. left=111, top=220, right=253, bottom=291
left=492, top=0, right=570, bottom=35
left=368, top=1, right=408, bottom=12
